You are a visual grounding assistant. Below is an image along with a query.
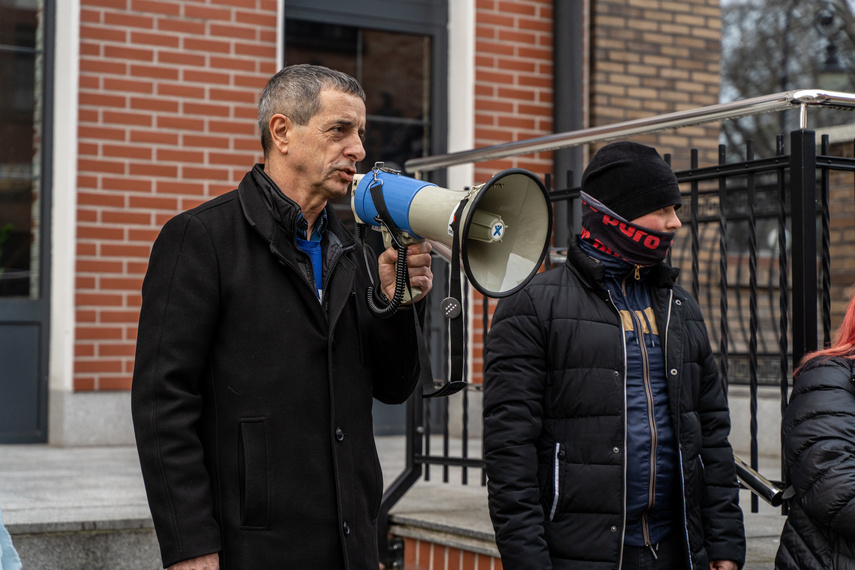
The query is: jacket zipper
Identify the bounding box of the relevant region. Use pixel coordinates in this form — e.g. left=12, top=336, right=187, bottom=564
left=677, top=446, right=692, bottom=565
left=666, top=292, right=693, bottom=567
left=620, top=275, right=658, bottom=546
left=549, top=442, right=562, bottom=521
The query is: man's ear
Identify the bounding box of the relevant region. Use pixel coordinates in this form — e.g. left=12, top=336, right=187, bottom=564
left=269, top=114, right=291, bottom=155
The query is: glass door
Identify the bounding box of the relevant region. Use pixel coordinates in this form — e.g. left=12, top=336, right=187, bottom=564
left=0, top=0, right=51, bottom=442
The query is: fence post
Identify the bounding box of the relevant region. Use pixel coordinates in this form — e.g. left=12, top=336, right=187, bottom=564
left=788, top=129, right=818, bottom=370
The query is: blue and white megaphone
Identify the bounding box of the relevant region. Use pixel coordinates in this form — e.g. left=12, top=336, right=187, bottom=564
left=351, top=163, right=553, bottom=299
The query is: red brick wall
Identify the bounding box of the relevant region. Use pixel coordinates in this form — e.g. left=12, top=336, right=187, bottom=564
left=72, top=0, right=723, bottom=392
left=470, top=0, right=723, bottom=384
left=402, top=536, right=503, bottom=570
left=471, top=0, right=555, bottom=384
left=74, top=0, right=277, bottom=391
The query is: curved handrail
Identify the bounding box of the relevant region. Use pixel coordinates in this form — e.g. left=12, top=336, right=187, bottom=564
left=404, top=89, right=855, bottom=174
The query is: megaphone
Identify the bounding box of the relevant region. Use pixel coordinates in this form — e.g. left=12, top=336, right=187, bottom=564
left=351, top=163, right=553, bottom=298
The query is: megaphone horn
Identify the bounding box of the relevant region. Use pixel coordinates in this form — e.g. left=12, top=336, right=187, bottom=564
left=351, top=163, right=553, bottom=298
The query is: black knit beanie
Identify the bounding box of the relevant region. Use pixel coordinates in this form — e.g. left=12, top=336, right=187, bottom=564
left=581, top=141, right=682, bottom=221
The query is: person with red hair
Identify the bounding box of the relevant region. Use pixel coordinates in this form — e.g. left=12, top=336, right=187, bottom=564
left=775, top=292, right=855, bottom=569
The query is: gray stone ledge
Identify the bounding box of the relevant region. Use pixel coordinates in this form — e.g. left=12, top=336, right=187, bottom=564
left=390, top=524, right=500, bottom=558
left=388, top=481, right=498, bottom=554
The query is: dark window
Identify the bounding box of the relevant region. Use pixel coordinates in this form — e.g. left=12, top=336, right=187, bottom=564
left=285, top=18, right=433, bottom=227
left=0, top=0, right=41, bottom=298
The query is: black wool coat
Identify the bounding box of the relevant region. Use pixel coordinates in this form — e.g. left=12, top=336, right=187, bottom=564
left=775, top=357, right=855, bottom=570
left=483, top=238, right=745, bottom=570
left=132, top=164, right=422, bottom=569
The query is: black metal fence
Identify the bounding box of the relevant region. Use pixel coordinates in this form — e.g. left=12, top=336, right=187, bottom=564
left=377, top=129, right=855, bottom=566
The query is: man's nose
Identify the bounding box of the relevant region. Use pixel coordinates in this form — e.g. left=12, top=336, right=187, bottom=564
left=346, top=137, right=366, bottom=162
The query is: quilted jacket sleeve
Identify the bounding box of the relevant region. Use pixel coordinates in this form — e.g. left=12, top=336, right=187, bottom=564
left=483, top=288, right=552, bottom=570
left=783, top=358, right=855, bottom=542
left=683, top=295, right=746, bottom=566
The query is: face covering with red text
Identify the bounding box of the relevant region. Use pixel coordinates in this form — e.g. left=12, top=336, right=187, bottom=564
left=580, top=191, right=674, bottom=267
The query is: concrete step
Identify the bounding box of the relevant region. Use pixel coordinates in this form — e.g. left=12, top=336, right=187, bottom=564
left=0, top=445, right=161, bottom=569
left=0, top=439, right=786, bottom=569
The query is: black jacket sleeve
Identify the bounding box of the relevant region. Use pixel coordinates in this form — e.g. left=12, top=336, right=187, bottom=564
left=131, top=214, right=222, bottom=567
left=681, top=294, right=746, bottom=566
left=483, top=288, right=553, bottom=570
left=783, top=358, right=855, bottom=542
left=361, top=242, right=424, bottom=404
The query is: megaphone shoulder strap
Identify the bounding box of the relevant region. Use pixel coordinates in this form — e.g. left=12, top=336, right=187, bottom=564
left=423, top=198, right=468, bottom=399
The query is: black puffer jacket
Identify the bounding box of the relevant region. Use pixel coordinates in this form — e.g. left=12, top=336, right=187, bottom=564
left=483, top=238, right=745, bottom=570
left=775, top=357, right=855, bottom=570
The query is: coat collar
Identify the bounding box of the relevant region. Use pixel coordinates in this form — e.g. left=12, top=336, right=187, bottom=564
left=567, top=234, right=680, bottom=291
left=238, top=163, right=356, bottom=260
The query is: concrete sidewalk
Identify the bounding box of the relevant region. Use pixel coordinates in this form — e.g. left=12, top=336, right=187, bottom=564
left=0, top=439, right=784, bottom=569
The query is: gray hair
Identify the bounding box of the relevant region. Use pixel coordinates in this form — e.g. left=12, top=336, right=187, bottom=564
left=258, top=64, right=366, bottom=158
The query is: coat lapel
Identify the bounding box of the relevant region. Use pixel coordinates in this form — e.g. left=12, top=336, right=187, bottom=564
left=323, top=213, right=357, bottom=333
left=238, top=164, right=361, bottom=329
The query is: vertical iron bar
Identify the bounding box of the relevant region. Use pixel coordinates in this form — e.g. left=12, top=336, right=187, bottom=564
left=789, top=129, right=818, bottom=368
left=735, top=250, right=748, bottom=352
left=665, top=154, right=674, bottom=267
left=461, top=378, right=470, bottom=485
left=691, top=149, right=700, bottom=302
left=442, top=399, right=450, bottom=483
left=820, top=135, right=831, bottom=348
left=746, top=140, right=759, bottom=513
left=482, top=297, right=491, bottom=487
left=424, top=398, right=431, bottom=481
left=776, top=135, right=790, bottom=512
left=718, top=145, right=729, bottom=386
left=377, top=392, right=424, bottom=567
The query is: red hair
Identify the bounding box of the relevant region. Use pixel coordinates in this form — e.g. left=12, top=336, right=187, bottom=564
left=796, top=291, right=855, bottom=375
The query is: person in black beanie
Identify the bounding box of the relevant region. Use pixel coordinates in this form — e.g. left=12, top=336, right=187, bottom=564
left=483, top=141, right=745, bottom=570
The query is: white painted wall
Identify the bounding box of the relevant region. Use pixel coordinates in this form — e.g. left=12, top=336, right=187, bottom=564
left=48, top=0, right=82, bottom=445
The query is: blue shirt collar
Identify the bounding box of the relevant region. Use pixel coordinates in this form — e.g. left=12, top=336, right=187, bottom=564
left=296, top=209, right=328, bottom=242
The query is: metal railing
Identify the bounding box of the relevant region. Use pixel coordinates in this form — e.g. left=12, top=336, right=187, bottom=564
left=377, top=89, right=855, bottom=568
left=404, top=89, right=855, bottom=174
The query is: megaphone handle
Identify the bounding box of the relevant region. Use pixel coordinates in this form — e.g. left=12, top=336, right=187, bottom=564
left=365, top=239, right=407, bottom=319
left=381, top=228, right=422, bottom=304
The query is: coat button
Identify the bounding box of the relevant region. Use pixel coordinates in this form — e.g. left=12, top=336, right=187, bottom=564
left=557, top=450, right=566, bottom=460
left=335, top=427, right=345, bottom=441
left=613, top=446, right=620, bottom=454
left=610, top=525, right=618, bottom=533
left=670, top=369, right=678, bottom=376
left=614, top=370, right=620, bottom=376
left=343, top=521, right=351, bottom=535
left=675, top=299, right=682, bottom=306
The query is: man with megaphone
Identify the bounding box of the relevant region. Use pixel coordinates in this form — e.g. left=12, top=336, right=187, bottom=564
left=483, top=142, right=746, bottom=570
left=131, top=64, right=433, bottom=570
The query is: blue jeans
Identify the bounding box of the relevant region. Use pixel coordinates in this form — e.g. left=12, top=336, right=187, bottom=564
left=0, top=507, right=22, bottom=570
left=621, top=533, right=688, bottom=570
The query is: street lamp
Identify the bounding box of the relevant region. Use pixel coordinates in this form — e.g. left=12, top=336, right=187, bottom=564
left=817, top=8, right=849, bottom=91
left=818, top=42, right=848, bottom=91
